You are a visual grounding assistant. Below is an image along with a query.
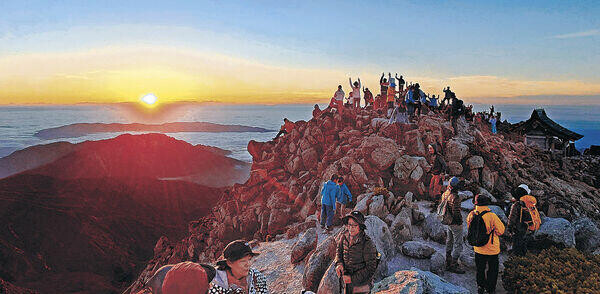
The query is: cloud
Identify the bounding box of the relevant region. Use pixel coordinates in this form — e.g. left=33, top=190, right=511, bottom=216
left=551, top=29, right=600, bottom=39
left=1, top=46, right=600, bottom=105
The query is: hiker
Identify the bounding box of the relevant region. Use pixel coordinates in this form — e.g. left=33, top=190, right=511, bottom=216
left=363, top=87, right=373, bottom=108
left=274, top=118, right=294, bottom=139
left=442, top=86, right=453, bottom=107
left=336, top=176, right=353, bottom=218
left=335, top=211, right=378, bottom=294
left=395, top=73, right=405, bottom=91
left=347, top=92, right=354, bottom=107
left=466, top=194, right=505, bottom=294
left=489, top=114, right=497, bottom=134
left=427, top=143, right=447, bottom=201
left=386, top=77, right=397, bottom=114
left=209, top=240, right=268, bottom=293
left=507, top=184, right=540, bottom=256
left=160, top=262, right=216, bottom=294
left=332, top=85, right=345, bottom=114
left=404, top=85, right=415, bottom=116
left=312, top=104, right=322, bottom=118
left=438, top=177, right=465, bottom=274
left=450, top=95, right=465, bottom=131
left=379, top=72, right=389, bottom=104
left=413, top=83, right=423, bottom=116
left=490, top=105, right=494, bottom=117
left=349, top=77, right=361, bottom=108
left=321, top=175, right=340, bottom=232
left=429, top=94, right=438, bottom=110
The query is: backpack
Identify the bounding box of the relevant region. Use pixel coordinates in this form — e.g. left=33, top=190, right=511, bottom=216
left=412, top=88, right=421, bottom=102
left=436, top=194, right=454, bottom=225
left=519, top=196, right=541, bottom=231
left=467, top=210, right=492, bottom=247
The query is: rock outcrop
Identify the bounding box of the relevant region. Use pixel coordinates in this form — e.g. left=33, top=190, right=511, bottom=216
left=127, top=107, right=600, bottom=293
left=372, top=268, right=469, bottom=294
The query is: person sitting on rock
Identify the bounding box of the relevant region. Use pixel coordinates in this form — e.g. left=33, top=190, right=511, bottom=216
left=363, top=87, right=373, bottom=109
left=466, top=194, right=505, bottom=294
left=427, top=143, right=448, bottom=202
left=321, top=175, right=340, bottom=232
left=335, top=211, right=378, bottom=294
left=336, top=176, right=353, bottom=218
left=210, top=240, right=268, bottom=294
left=507, top=184, right=536, bottom=256
left=274, top=118, right=294, bottom=139
left=439, top=177, right=466, bottom=274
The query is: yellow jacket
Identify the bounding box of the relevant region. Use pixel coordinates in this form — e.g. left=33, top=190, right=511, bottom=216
left=466, top=206, right=505, bottom=255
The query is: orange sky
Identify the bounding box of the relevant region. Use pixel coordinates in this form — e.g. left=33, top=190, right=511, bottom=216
left=2, top=46, right=600, bottom=105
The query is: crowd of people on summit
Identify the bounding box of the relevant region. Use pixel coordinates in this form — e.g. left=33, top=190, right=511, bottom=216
left=139, top=73, right=542, bottom=294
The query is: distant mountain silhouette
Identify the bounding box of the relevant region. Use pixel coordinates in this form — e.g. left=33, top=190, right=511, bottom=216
left=0, top=133, right=248, bottom=293
left=34, top=121, right=274, bottom=139
left=4, top=133, right=250, bottom=187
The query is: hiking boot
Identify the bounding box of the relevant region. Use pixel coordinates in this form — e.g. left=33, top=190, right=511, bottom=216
left=477, top=287, right=485, bottom=294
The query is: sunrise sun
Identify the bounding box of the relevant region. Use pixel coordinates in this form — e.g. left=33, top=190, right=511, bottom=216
left=141, top=93, right=158, bottom=105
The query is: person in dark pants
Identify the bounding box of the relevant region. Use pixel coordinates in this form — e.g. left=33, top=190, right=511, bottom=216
left=507, top=184, right=535, bottom=256
left=335, top=211, right=378, bottom=294
left=467, top=194, right=505, bottom=294
left=320, top=175, right=340, bottom=232
left=274, top=118, right=294, bottom=139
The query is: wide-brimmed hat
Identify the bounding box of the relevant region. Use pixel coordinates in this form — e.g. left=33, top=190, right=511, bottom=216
left=342, top=211, right=367, bottom=230
left=215, top=240, right=259, bottom=269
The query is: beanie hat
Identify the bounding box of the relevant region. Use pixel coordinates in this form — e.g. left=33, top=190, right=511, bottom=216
left=449, top=177, right=460, bottom=188
left=518, top=184, right=531, bottom=195
left=162, top=262, right=209, bottom=294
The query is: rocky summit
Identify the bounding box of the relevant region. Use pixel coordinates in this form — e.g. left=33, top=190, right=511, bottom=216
left=126, top=107, right=600, bottom=293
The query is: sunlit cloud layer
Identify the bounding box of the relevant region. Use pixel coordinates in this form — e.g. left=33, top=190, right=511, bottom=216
left=1, top=45, right=600, bottom=105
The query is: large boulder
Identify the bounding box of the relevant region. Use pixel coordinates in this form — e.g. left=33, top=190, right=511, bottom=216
left=466, top=156, right=484, bottom=170
left=445, top=139, right=469, bottom=163
left=369, top=195, right=389, bottom=220
left=390, top=209, right=413, bottom=246
left=532, top=217, right=576, bottom=249
left=360, top=136, right=400, bottom=170
left=429, top=251, right=446, bottom=274
left=364, top=216, right=395, bottom=258
left=372, top=268, right=469, bottom=294
left=393, top=155, right=429, bottom=182
left=422, top=214, right=447, bottom=244
left=291, top=228, right=317, bottom=264
left=364, top=216, right=395, bottom=280
left=316, top=262, right=341, bottom=294
left=303, top=234, right=338, bottom=291
left=268, top=207, right=292, bottom=234
left=572, top=218, right=600, bottom=253
left=447, top=161, right=463, bottom=176
left=351, top=163, right=368, bottom=185
left=401, top=241, right=435, bottom=259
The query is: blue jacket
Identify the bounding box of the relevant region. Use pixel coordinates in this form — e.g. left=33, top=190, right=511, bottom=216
left=336, top=183, right=353, bottom=204
left=321, top=180, right=340, bottom=208
left=405, top=90, right=414, bottom=103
